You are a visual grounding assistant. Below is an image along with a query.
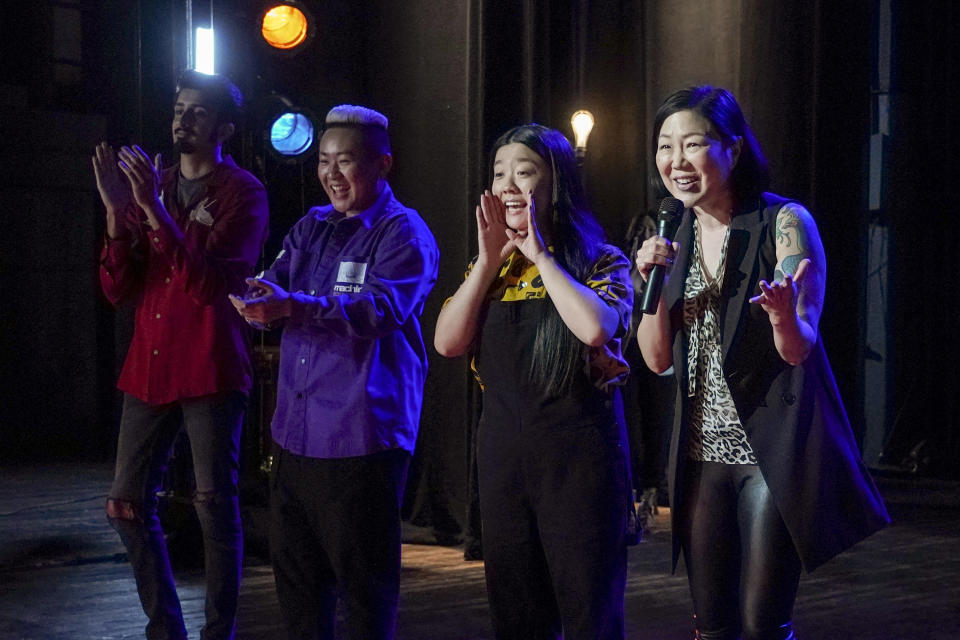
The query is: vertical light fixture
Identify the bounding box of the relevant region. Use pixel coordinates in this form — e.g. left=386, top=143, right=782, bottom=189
left=185, top=0, right=194, bottom=70
left=186, top=0, right=215, bottom=74
left=570, top=0, right=593, bottom=170
left=195, top=26, right=215, bottom=74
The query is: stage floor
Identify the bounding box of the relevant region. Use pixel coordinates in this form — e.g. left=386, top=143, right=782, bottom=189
left=0, top=463, right=957, bottom=639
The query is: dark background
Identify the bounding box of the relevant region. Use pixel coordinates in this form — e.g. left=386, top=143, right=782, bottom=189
left=1, top=0, right=957, bottom=536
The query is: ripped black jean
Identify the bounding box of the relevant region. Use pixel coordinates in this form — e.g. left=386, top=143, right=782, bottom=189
left=678, top=461, right=801, bottom=640
left=107, top=391, right=245, bottom=640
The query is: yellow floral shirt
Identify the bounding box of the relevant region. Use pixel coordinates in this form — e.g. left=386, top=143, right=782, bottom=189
left=450, top=246, right=633, bottom=390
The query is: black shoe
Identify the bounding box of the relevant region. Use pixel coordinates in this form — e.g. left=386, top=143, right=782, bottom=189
left=637, top=487, right=659, bottom=534
left=463, top=538, right=483, bottom=561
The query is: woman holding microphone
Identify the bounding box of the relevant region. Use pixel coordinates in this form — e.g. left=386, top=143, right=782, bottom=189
left=635, top=86, right=889, bottom=640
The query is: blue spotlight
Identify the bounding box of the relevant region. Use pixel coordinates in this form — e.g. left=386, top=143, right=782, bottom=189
left=269, top=111, right=315, bottom=159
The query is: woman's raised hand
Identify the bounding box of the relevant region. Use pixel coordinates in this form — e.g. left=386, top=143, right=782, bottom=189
left=476, top=189, right=513, bottom=266
left=505, top=191, right=549, bottom=263
left=749, top=258, right=810, bottom=322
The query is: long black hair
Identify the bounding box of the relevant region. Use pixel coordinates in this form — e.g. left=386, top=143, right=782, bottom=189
left=650, top=86, right=770, bottom=206
left=489, top=123, right=608, bottom=395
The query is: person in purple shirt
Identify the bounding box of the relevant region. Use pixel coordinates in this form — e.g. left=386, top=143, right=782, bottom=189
left=230, top=104, right=439, bottom=639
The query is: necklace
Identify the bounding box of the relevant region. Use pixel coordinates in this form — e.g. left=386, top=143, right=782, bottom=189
left=694, top=218, right=730, bottom=287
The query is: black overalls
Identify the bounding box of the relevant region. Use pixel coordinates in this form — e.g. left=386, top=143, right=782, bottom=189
left=475, top=295, right=632, bottom=640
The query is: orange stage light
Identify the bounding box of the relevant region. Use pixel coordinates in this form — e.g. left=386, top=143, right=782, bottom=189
left=261, top=4, right=309, bottom=50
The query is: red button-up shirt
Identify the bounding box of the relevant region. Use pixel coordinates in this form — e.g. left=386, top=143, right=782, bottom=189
left=100, top=155, right=269, bottom=405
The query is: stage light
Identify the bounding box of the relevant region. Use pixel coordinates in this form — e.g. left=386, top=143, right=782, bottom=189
left=261, top=4, right=310, bottom=51
left=195, top=27, right=215, bottom=74
left=268, top=110, right=317, bottom=161
left=570, top=110, right=595, bottom=162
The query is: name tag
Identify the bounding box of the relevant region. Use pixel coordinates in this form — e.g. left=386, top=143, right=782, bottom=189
left=337, top=261, right=367, bottom=284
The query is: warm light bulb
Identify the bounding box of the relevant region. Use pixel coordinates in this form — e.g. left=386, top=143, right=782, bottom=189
left=262, top=4, right=309, bottom=50
left=570, top=110, right=595, bottom=150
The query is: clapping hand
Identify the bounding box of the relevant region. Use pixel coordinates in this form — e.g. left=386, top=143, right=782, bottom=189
left=92, top=143, right=133, bottom=212
left=117, top=145, right=163, bottom=211
left=92, top=142, right=135, bottom=238
left=229, top=277, right=292, bottom=327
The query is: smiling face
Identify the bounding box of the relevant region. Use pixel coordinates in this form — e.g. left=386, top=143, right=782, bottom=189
left=655, top=109, right=741, bottom=215
left=317, top=127, right=391, bottom=217
left=491, top=142, right=553, bottom=232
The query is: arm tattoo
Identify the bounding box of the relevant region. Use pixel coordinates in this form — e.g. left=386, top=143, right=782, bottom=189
left=775, top=207, right=808, bottom=278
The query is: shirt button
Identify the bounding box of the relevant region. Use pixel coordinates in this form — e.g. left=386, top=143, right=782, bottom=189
left=164, top=277, right=171, bottom=284
left=153, top=349, right=159, bottom=355
left=309, top=289, right=316, bottom=295
left=296, top=392, right=304, bottom=399
left=300, top=358, right=306, bottom=364
left=153, top=237, right=159, bottom=243
left=155, top=313, right=161, bottom=319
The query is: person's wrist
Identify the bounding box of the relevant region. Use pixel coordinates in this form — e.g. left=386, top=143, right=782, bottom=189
left=531, top=248, right=554, bottom=268
left=474, top=253, right=503, bottom=274
left=142, top=197, right=163, bottom=214
left=141, top=198, right=167, bottom=228
left=474, top=255, right=493, bottom=271
left=105, top=216, right=128, bottom=240
left=768, top=309, right=800, bottom=329
left=286, top=291, right=307, bottom=323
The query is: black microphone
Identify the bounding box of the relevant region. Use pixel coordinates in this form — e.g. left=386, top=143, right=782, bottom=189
left=640, top=197, right=684, bottom=315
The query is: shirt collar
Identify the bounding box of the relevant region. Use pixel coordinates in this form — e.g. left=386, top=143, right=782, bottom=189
left=166, top=154, right=238, bottom=189
left=314, top=182, right=393, bottom=229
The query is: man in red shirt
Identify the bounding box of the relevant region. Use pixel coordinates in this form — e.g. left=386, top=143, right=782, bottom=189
left=93, top=70, right=268, bottom=640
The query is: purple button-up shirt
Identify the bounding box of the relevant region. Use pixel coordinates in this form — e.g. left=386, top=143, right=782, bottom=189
left=261, top=184, right=439, bottom=458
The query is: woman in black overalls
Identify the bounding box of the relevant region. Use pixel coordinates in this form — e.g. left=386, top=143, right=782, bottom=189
left=435, top=124, right=636, bottom=639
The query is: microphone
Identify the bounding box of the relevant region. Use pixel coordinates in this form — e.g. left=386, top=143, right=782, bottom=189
left=640, top=197, right=684, bottom=315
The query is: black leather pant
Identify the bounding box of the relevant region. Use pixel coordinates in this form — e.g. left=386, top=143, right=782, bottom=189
left=678, top=462, right=801, bottom=640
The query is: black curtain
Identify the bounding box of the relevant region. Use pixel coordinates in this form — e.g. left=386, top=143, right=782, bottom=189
left=3, top=0, right=954, bottom=498
left=883, top=0, right=960, bottom=478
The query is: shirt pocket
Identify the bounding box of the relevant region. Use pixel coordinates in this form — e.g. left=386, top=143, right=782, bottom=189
left=287, top=247, right=324, bottom=293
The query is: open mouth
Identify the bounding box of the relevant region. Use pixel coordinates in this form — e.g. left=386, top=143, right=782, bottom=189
left=673, top=176, right=700, bottom=190
left=503, top=199, right=526, bottom=213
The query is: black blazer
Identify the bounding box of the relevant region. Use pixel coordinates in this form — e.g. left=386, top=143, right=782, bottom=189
left=663, top=193, right=890, bottom=572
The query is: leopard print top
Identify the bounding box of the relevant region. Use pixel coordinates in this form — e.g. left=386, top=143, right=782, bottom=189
left=682, top=219, right=758, bottom=464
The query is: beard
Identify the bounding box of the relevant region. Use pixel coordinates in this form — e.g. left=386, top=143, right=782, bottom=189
left=173, top=127, right=219, bottom=155
left=173, top=138, right=197, bottom=154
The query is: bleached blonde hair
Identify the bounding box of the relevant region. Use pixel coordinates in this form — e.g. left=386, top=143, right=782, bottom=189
left=324, top=104, right=388, bottom=130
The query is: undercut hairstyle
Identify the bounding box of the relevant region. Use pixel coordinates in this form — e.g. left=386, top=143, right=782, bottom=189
left=324, top=104, right=392, bottom=157
left=174, top=69, right=243, bottom=126
left=489, top=123, right=608, bottom=396
left=650, top=85, right=770, bottom=205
